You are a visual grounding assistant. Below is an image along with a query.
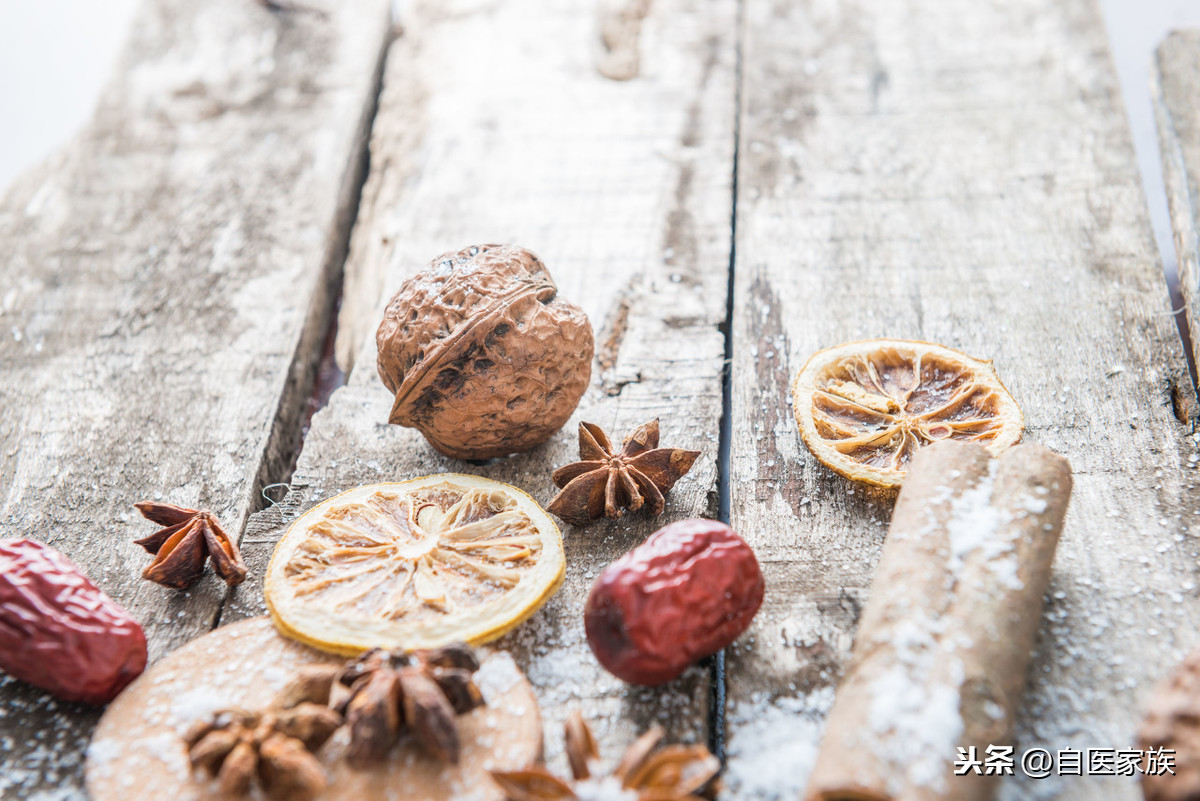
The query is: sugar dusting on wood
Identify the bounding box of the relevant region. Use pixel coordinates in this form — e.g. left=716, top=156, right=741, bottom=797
left=475, top=651, right=522, bottom=704
left=721, top=687, right=834, bottom=800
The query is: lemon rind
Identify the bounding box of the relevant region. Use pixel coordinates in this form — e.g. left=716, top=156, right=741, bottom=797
left=791, top=339, right=1025, bottom=489
left=264, top=474, right=565, bottom=656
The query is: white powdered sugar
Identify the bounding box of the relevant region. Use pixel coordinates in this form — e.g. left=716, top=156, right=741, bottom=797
left=475, top=651, right=523, bottom=703
left=169, top=687, right=229, bottom=732
left=862, top=611, right=965, bottom=793
left=572, top=775, right=638, bottom=801
left=721, top=687, right=835, bottom=800
left=83, top=738, right=123, bottom=779
left=868, top=662, right=965, bottom=790
left=943, top=465, right=1024, bottom=591
left=853, top=464, right=1063, bottom=792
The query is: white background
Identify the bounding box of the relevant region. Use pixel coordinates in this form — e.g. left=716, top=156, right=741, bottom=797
left=1, top=0, right=1199, bottom=277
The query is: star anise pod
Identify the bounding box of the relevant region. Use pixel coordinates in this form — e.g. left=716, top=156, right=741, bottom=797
left=547, top=419, right=700, bottom=526
left=183, top=668, right=343, bottom=801
left=491, top=709, right=719, bottom=801
left=133, top=501, right=247, bottom=589
left=334, top=642, right=486, bottom=767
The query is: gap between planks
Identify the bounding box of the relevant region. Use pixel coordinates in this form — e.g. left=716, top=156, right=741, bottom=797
left=710, top=0, right=747, bottom=768
left=1154, top=30, right=1200, bottom=406
left=0, top=0, right=393, bottom=797
left=225, top=0, right=738, bottom=781
left=211, top=1, right=395, bottom=627
left=723, top=1, right=1200, bottom=799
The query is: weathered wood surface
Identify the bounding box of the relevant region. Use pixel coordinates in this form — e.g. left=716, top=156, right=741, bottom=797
left=1155, top=31, right=1200, bottom=378
left=724, top=1, right=1199, bottom=799
left=0, top=0, right=391, bottom=796
left=230, top=0, right=737, bottom=775
left=6, top=0, right=1198, bottom=799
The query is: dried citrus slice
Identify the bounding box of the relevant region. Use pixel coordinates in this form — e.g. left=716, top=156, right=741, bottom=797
left=264, top=475, right=565, bottom=655
left=791, top=339, right=1023, bottom=488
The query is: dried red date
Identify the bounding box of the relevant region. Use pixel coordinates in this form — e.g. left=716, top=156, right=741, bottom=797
left=585, top=518, right=763, bottom=686
left=0, top=539, right=147, bottom=704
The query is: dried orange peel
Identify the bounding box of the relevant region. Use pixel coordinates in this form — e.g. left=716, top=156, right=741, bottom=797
left=791, top=339, right=1023, bottom=489
left=264, top=475, right=565, bottom=655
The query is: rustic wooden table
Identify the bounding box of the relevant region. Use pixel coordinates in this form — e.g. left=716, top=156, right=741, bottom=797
left=3, top=0, right=1200, bottom=799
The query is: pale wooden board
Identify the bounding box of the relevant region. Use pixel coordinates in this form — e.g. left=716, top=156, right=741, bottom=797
left=230, top=0, right=737, bottom=778
left=86, top=618, right=542, bottom=801
left=1155, top=30, right=1200, bottom=377
left=724, top=1, right=1200, bottom=799
left=0, top=0, right=391, bottom=796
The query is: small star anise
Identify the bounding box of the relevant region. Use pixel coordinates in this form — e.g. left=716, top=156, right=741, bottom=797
left=547, top=419, right=700, bottom=526
left=491, top=709, right=719, bottom=801
left=334, top=643, right=485, bottom=767
left=183, top=668, right=342, bottom=801
left=133, top=501, right=247, bottom=589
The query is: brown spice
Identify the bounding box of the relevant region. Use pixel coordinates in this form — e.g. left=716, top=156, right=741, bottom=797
left=491, top=710, right=718, bottom=800
left=548, top=419, right=700, bottom=526
left=334, top=643, right=485, bottom=767
left=184, top=699, right=341, bottom=801
left=133, top=502, right=246, bottom=589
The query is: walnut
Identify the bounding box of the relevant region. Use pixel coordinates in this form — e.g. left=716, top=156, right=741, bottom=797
left=376, top=245, right=593, bottom=460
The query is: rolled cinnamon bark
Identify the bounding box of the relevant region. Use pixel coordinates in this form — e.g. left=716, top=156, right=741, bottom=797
left=804, top=440, right=1072, bottom=801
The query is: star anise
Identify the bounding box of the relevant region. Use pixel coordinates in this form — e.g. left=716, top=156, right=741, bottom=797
left=183, top=667, right=343, bottom=801
left=491, top=709, right=719, bottom=801
left=547, top=419, right=700, bottom=526
left=333, top=643, right=486, bottom=767
left=133, top=501, right=247, bottom=589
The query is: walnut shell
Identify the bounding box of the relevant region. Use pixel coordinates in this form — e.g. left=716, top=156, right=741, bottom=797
left=376, top=245, right=593, bottom=460
left=1139, top=649, right=1200, bottom=801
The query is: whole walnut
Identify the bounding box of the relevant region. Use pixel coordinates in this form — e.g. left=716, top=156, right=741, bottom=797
left=376, top=245, right=594, bottom=460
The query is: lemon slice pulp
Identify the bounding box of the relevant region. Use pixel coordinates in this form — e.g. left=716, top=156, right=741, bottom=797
left=264, top=475, right=565, bottom=655
left=792, top=339, right=1023, bottom=489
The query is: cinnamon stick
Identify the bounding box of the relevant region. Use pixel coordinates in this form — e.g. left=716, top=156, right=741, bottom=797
left=804, top=440, right=1072, bottom=801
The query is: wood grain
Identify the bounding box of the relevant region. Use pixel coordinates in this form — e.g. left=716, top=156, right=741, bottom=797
left=231, top=0, right=737, bottom=775
left=0, top=0, right=390, bottom=795
left=1155, top=30, right=1200, bottom=377
left=725, top=1, right=1199, bottom=799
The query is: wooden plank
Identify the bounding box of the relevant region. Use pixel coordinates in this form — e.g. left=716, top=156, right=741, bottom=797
left=231, top=0, right=737, bottom=775
left=0, top=0, right=391, bottom=796
left=725, top=1, right=1199, bottom=799
left=1155, top=30, right=1200, bottom=378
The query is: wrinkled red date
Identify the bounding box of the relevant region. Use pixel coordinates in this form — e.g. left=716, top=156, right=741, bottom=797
left=0, top=539, right=147, bottom=704
left=585, top=518, right=763, bottom=686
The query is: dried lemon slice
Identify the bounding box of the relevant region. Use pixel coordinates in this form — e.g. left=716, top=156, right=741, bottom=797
left=264, top=475, right=565, bottom=655
left=791, top=339, right=1023, bottom=488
